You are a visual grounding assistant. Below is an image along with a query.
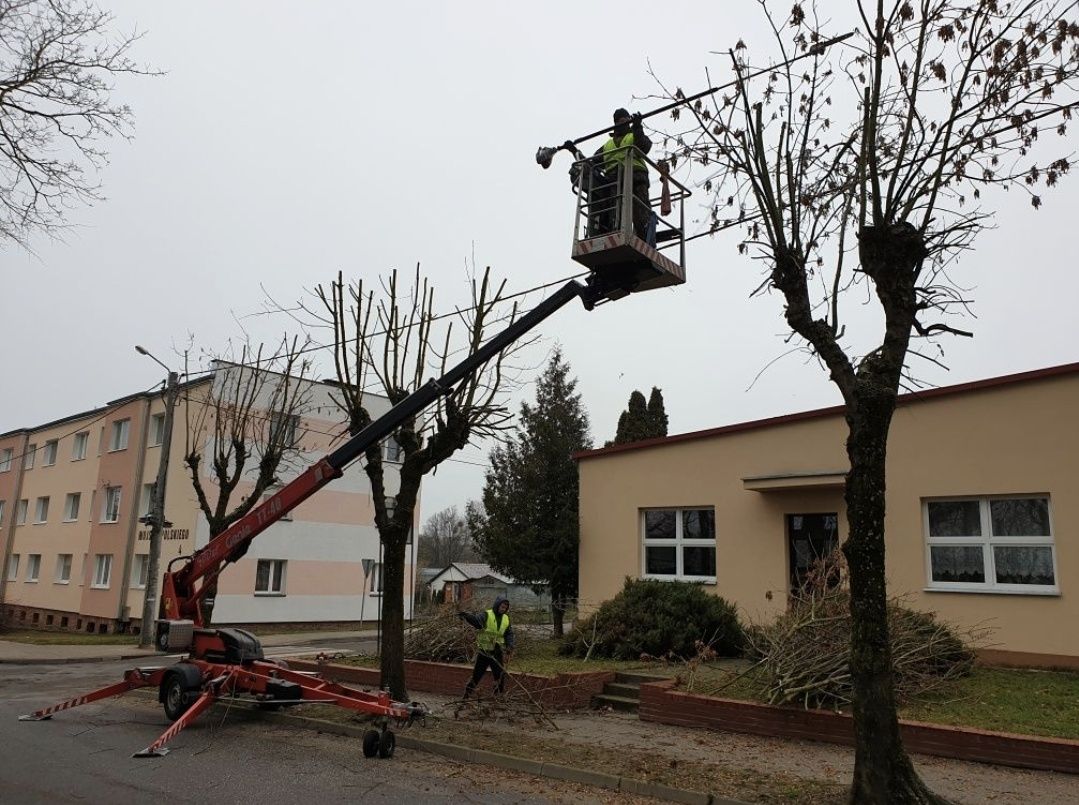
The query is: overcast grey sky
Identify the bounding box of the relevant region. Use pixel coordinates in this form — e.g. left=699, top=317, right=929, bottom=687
left=3, top=2, right=1077, bottom=524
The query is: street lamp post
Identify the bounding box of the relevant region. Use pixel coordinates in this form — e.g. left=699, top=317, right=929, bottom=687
left=135, top=346, right=179, bottom=650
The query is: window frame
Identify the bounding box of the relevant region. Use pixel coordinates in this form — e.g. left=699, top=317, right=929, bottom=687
left=640, top=506, right=718, bottom=583
left=64, top=492, right=81, bottom=522
left=131, top=554, right=149, bottom=589
left=34, top=496, right=49, bottom=524
left=383, top=435, right=404, bottom=463
left=26, top=554, right=41, bottom=582
left=0, top=499, right=5, bottom=526
left=92, top=554, right=113, bottom=588
left=42, top=439, right=58, bottom=466
left=139, top=482, right=157, bottom=519
left=23, top=443, right=36, bottom=470
left=72, top=431, right=89, bottom=461
left=7, top=554, right=19, bottom=581
left=102, top=486, right=122, bottom=523
left=268, top=412, right=300, bottom=448
left=0, top=447, right=12, bottom=472
left=108, top=419, right=130, bottom=452
left=149, top=413, right=166, bottom=447
left=923, top=495, right=1059, bottom=595
left=16, top=499, right=28, bottom=525
left=255, top=558, right=287, bottom=595
left=55, top=554, right=72, bottom=584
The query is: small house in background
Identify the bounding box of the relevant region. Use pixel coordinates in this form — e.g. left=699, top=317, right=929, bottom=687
left=427, top=562, right=550, bottom=609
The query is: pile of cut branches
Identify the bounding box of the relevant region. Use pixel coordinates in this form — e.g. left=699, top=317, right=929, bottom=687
left=746, top=553, right=982, bottom=710
left=404, top=602, right=533, bottom=663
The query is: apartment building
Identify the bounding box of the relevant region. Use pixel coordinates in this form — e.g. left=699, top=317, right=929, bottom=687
left=0, top=365, right=415, bottom=634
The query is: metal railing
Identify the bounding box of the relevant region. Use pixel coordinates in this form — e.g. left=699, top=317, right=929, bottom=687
left=570, top=145, right=691, bottom=258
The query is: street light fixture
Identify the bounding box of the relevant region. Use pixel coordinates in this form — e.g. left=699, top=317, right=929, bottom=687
left=134, top=345, right=179, bottom=650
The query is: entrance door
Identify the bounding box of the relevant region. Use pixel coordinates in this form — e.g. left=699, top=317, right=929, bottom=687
left=787, top=513, right=839, bottom=593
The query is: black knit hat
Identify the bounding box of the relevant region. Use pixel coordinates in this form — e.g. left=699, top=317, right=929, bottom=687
left=613, top=108, right=631, bottom=122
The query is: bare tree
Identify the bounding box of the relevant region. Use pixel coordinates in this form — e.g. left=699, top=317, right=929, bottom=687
left=0, top=0, right=154, bottom=246
left=182, top=338, right=313, bottom=624
left=417, top=506, right=478, bottom=569
left=293, top=265, right=529, bottom=700
left=660, top=2, right=1079, bottom=802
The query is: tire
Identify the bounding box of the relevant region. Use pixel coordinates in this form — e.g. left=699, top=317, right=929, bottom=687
left=378, top=730, right=396, bottom=759
left=162, top=675, right=192, bottom=722
left=362, top=729, right=380, bottom=759
left=157, top=629, right=170, bottom=652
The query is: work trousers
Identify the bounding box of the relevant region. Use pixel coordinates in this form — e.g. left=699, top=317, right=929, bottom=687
left=464, top=648, right=506, bottom=697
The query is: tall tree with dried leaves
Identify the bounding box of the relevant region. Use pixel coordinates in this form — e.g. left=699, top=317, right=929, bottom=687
left=299, top=266, right=528, bottom=700
left=473, top=349, right=592, bottom=636
left=661, top=2, right=1079, bottom=801
left=0, top=0, right=155, bottom=246
left=182, top=340, right=313, bottom=624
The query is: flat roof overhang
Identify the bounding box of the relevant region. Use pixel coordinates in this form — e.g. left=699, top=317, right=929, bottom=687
left=742, top=470, right=847, bottom=492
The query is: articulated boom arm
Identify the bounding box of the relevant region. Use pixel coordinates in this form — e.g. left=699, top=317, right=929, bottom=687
left=162, top=279, right=591, bottom=626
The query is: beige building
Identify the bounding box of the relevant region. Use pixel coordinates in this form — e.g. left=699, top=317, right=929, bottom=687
left=577, top=363, right=1078, bottom=669
left=0, top=366, right=416, bottom=634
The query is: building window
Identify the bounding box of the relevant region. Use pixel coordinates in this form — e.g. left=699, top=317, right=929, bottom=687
left=255, top=559, right=286, bottom=595
left=92, top=554, right=113, bottom=588
left=139, top=482, right=157, bottom=519
left=24, top=443, right=36, bottom=469
left=383, top=435, right=404, bottom=463
left=72, top=431, right=89, bottom=461
left=924, top=496, right=1058, bottom=593
left=149, top=413, right=166, bottom=447
left=132, top=554, right=149, bottom=589
left=16, top=499, right=28, bottom=525
left=34, top=496, right=50, bottom=524
left=641, top=507, right=717, bottom=581
left=102, top=487, right=122, bottom=523
left=55, top=554, right=72, bottom=583
left=0, top=500, right=5, bottom=526
left=26, top=554, right=41, bottom=582
left=7, top=554, right=20, bottom=581
left=0, top=447, right=12, bottom=472
left=268, top=412, right=300, bottom=447
left=370, top=562, right=384, bottom=593
left=109, top=419, right=130, bottom=452
left=64, top=493, right=81, bottom=522
left=43, top=440, right=58, bottom=466
left=261, top=487, right=292, bottom=521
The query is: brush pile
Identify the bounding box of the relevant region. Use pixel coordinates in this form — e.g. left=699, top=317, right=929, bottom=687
left=404, top=602, right=533, bottom=662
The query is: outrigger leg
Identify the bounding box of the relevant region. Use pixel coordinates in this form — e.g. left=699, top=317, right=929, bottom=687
left=133, top=678, right=225, bottom=758
left=19, top=667, right=166, bottom=722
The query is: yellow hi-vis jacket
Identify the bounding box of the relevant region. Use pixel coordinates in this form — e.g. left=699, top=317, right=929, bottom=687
left=602, top=132, right=648, bottom=175
left=477, top=609, right=510, bottom=652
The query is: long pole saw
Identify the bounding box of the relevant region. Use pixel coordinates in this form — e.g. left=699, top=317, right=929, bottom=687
left=534, top=30, right=854, bottom=169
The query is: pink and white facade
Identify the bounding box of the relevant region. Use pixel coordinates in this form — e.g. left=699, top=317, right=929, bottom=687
left=0, top=366, right=416, bottom=634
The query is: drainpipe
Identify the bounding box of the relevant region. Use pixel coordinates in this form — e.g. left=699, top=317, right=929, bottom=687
left=0, top=432, right=30, bottom=613
left=115, top=397, right=151, bottom=629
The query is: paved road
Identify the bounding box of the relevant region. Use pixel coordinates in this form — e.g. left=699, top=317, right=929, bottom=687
left=0, top=659, right=625, bottom=805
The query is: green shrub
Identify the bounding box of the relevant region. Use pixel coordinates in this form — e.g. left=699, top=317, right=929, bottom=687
left=560, top=578, right=744, bottom=660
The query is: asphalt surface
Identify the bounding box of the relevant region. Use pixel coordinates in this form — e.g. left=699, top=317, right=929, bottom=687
left=0, top=659, right=627, bottom=805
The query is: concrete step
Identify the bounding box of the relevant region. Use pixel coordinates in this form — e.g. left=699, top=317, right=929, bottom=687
left=591, top=693, right=640, bottom=713
left=602, top=682, right=641, bottom=698
left=614, top=671, right=672, bottom=686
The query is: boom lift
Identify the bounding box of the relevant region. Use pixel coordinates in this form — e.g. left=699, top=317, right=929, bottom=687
left=18, top=264, right=684, bottom=759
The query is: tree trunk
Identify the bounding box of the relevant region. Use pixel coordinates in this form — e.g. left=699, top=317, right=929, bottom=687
left=379, top=534, right=408, bottom=701
left=551, top=598, right=565, bottom=638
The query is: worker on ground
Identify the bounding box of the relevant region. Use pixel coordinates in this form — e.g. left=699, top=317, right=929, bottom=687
left=602, top=107, right=653, bottom=242
left=458, top=595, right=515, bottom=698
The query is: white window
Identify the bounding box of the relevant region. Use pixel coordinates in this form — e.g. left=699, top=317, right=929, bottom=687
left=924, top=496, right=1058, bottom=594
left=16, top=499, right=28, bottom=525
left=268, top=412, right=300, bottom=447
left=102, top=486, right=122, bottom=523
left=132, top=554, right=149, bottom=589
left=72, top=431, right=88, bottom=461
left=641, top=507, right=718, bottom=582
left=24, top=444, right=36, bottom=470
left=383, top=435, right=404, bottom=463
left=92, top=554, right=113, bottom=588
left=0, top=500, right=5, bottom=525
left=149, top=413, right=166, bottom=447
left=370, top=562, right=384, bottom=594
left=139, top=482, right=157, bottom=518
left=0, top=447, right=12, bottom=472
left=109, top=419, right=130, bottom=451
left=64, top=492, right=81, bottom=522
left=55, top=554, right=72, bottom=583
left=26, top=554, right=41, bottom=582
left=255, top=559, right=287, bottom=594
left=261, top=487, right=292, bottom=521
left=34, top=496, right=49, bottom=524
left=7, top=554, right=19, bottom=581
left=43, top=439, right=58, bottom=466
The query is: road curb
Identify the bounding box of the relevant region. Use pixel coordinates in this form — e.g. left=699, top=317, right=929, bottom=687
left=247, top=708, right=749, bottom=805
left=0, top=651, right=167, bottom=666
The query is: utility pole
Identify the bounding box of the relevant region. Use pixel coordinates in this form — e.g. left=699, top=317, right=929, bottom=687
left=138, top=362, right=178, bottom=649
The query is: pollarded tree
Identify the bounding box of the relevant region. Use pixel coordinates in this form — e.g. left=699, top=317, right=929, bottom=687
left=660, top=2, right=1079, bottom=802
left=474, top=348, right=592, bottom=636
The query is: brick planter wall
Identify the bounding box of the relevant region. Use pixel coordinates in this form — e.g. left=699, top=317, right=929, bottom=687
left=639, top=680, right=1079, bottom=775
left=287, top=658, right=614, bottom=710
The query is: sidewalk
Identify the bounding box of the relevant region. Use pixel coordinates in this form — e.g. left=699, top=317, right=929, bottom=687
left=0, top=628, right=377, bottom=665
